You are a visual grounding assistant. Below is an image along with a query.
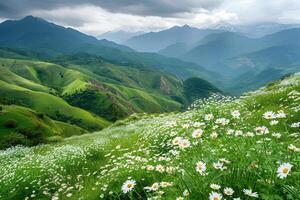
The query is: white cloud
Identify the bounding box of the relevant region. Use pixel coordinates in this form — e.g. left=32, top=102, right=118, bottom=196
left=2, top=0, right=300, bottom=36
left=31, top=5, right=238, bottom=35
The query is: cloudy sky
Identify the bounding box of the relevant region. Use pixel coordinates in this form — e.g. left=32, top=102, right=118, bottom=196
left=0, top=0, right=300, bottom=36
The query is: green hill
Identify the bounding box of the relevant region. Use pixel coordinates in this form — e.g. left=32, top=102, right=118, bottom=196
left=0, top=50, right=221, bottom=148
left=0, top=73, right=299, bottom=200
left=0, top=104, right=85, bottom=149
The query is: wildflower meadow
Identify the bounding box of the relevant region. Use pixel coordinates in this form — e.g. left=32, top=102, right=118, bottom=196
left=0, top=74, right=299, bottom=200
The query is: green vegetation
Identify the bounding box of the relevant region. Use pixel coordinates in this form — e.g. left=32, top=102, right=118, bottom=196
left=0, top=105, right=86, bottom=149
left=0, top=73, right=299, bottom=200
left=0, top=50, right=219, bottom=149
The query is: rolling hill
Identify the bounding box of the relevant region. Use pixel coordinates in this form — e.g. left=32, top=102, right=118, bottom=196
left=0, top=49, right=221, bottom=149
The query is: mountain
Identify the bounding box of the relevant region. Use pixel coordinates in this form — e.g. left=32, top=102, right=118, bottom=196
left=97, top=30, right=144, bottom=43
left=182, top=32, right=259, bottom=67
left=124, top=25, right=221, bottom=52
left=214, top=22, right=300, bottom=38
left=177, top=28, right=300, bottom=93
left=0, top=16, right=133, bottom=55
left=158, top=42, right=191, bottom=58
left=182, top=28, right=300, bottom=68
left=0, top=16, right=218, bottom=85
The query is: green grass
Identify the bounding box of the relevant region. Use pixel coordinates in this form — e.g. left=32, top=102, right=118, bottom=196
left=0, top=104, right=86, bottom=148
left=0, top=73, right=299, bottom=199
left=0, top=80, right=110, bottom=130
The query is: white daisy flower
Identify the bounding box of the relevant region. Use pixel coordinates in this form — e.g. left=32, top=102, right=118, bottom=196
left=223, top=187, right=234, bottom=196
left=196, top=161, right=206, bottom=175
left=243, top=189, right=258, bottom=198
left=205, top=113, right=214, bottom=121
left=288, top=144, right=300, bottom=152
left=150, top=183, right=159, bottom=191
left=270, top=120, right=279, bottom=125
left=179, top=139, right=191, bottom=149
left=192, top=129, right=203, bottom=138
left=156, top=165, right=165, bottom=173
left=183, top=189, right=190, bottom=196
left=210, top=184, right=221, bottom=190
left=213, top=162, right=226, bottom=170
left=277, top=163, right=293, bottom=179
left=291, top=122, right=300, bottom=128
left=172, top=137, right=182, bottom=146
left=263, top=111, right=276, bottom=119
left=121, top=180, right=136, bottom=194
left=211, top=132, right=218, bottom=139
left=231, top=110, right=241, bottom=118
left=209, top=192, right=222, bottom=200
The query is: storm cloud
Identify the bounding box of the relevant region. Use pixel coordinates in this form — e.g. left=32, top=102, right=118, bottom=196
left=0, top=0, right=300, bottom=35
left=0, top=0, right=223, bottom=18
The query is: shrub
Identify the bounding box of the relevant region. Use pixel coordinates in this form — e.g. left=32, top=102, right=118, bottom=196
left=0, top=132, right=28, bottom=149
left=37, top=113, right=45, bottom=119
left=46, top=136, right=63, bottom=143
left=3, top=119, right=18, bottom=128
left=17, top=126, right=46, bottom=146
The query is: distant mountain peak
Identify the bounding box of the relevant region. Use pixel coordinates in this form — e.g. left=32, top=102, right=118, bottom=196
left=21, top=15, right=46, bottom=23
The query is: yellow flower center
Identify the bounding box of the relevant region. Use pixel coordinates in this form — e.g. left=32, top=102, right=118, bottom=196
left=127, top=184, right=132, bottom=188
left=282, top=167, right=289, bottom=174
left=213, top=197, right=219, bottom=200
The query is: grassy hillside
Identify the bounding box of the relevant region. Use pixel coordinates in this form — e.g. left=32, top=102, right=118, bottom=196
left=0, top=73, right=299, bottom=199
left=0, top=50, right=221, bottom=148
left=0, top=80, right=109, bottom=130
left=0, top=104, right=85, bottom=149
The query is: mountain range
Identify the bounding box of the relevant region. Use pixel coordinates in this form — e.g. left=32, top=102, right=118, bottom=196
left=0, top=16, right=222, bottom=149
left=120, top=23, right=300, bottom=94
left=97, top=30, right=145, bottom=43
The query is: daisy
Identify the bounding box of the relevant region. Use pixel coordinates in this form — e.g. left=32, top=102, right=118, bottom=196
left=176, top=197, right=184, bottom=200
left=226, top=129, right=234, bottom=135
left=213, top=162, right=226, bottom=170
left=192, top=129, right=203, bottom=138
left=291, top=122, right=300, bottom=128
left=277, top=163, right=293, bottom=179
left=272, top=133, right=281, bottom=138
left=211, top=132, right=218, bottom=139
left=205, top=113, right=214, bottom=121
left=263, top=111, right=276, bottom=119
left=183, top=189, right=190, bottom=196
left=172, top=137, right=182, bottom=146
left=255, top=126, right=269, bottom=135
left=160, top=182, right=172, bottom=188
left=245, top=132, right=255, bottom=137
left=288, top=144, right=300, bottom=152
left=146, top=165, right=154, bottom=171
left=243, top=189, right=258, bottom=198
left=276, top=111, right=286, bottom=118
left=196, top=161, right=206, bottom=175
left=231, top=110, right=241, bottom=118
left=121, top=180, right=136, bottom=194
left=270, top=120, right=279, bottom=125
left=150, top=183, right=160, bottom=191
left=223, top=187, right=234, bottom=196
left=156, top=165, right=165, bottom=173
left=179, top=139, right=191, bottom=149
left=210, top=184, right=221, bottom=190
left=209, top=192, right=222, bottom=200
